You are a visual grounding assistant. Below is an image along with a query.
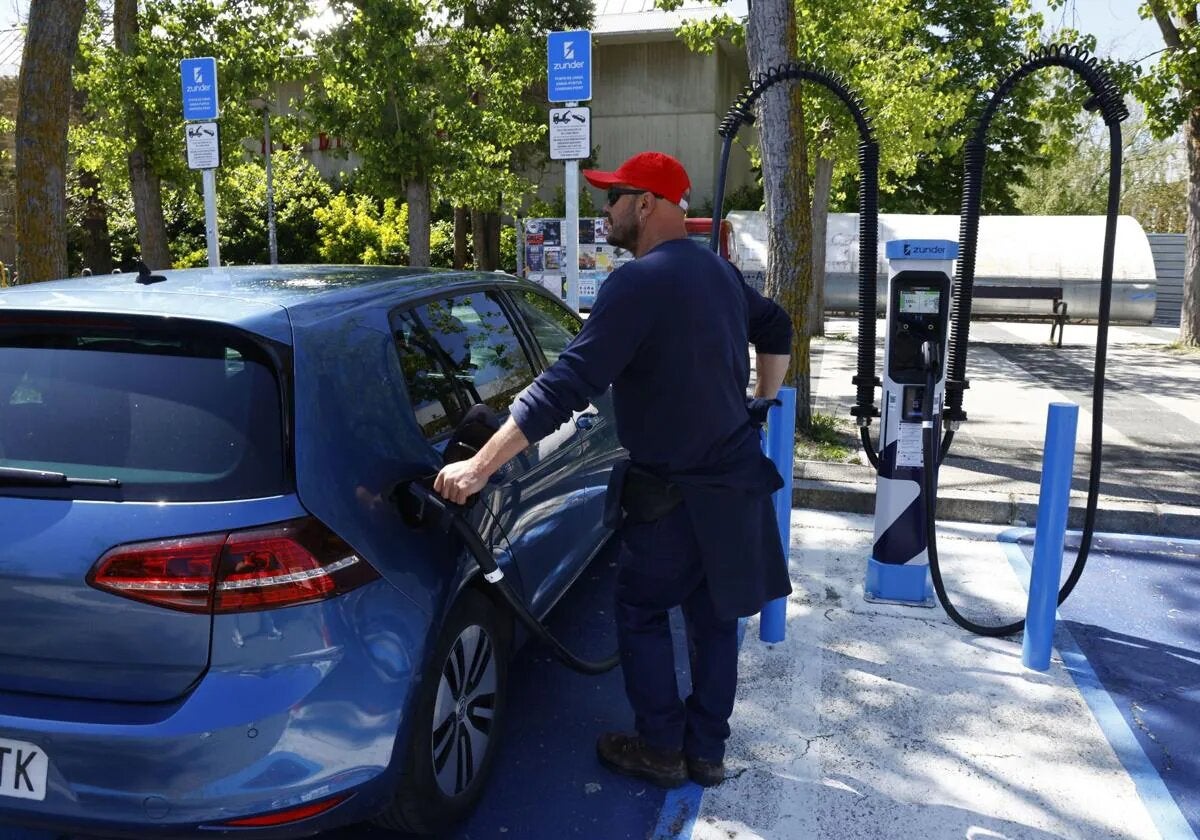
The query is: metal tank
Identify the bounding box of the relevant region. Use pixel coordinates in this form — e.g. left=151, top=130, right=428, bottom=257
left=726, top=211, right=1158, bottom=324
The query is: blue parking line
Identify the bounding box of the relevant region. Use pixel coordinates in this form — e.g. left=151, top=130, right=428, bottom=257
left=998, top=530, right=1198, bottom=840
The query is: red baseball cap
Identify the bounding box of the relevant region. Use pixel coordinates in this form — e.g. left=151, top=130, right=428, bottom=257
left=583, top=151, right=691, bottom=211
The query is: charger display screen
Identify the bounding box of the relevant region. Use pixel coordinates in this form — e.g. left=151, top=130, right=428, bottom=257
left=899, top=288, right=941, bottom=314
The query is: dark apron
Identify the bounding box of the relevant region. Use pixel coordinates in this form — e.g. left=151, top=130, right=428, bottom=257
left=603, top=437, right=791, bottom=620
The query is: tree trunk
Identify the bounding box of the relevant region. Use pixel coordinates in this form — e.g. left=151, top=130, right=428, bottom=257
left=15, top=0, right=86, bottom=284
left=470, top=209, right=501, bottom=270
left=453, top=206, right=469, bottom=269
left=810, top=156, right=834, bottom=339
left=114, top=0, right=171, bottom=269
left=407, top=179, right=431, bottom=267
left=1183, top=107, right=1200, bottom=345
left=79, top=167, right=113, bottom=274
left=72, top=80, right=112, bottom=274
left=747, top=0, right=813, bottom=432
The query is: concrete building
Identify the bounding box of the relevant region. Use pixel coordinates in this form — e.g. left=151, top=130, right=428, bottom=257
left=535, top=0, right=757, bottom=213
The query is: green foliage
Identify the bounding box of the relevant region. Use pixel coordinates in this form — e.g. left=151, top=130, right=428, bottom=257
left=216, top=150, right=333, bottom=265
left=527, top=187, right=598, bottom=218
left=429, top=219, right=457, bottom=268
left=314, top=194, right=408, bottom=265
left=668, top=0, right=1045, bottom=214
left=1016, top=105, right=1185, bottom=232
left=693, top=181, right=765, bottom=218
left=793, top=411, right=856, bottom=462
left=74, top=0, right=312, bottom=196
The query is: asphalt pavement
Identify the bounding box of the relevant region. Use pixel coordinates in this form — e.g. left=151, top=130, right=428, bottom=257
left=803, top=318, right=1200, bottom=537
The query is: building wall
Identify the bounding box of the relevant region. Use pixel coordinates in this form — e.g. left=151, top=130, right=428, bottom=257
left=533, top=38, right=755, bottom=213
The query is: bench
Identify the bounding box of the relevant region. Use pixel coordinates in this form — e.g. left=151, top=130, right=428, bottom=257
left=971, top=285, right=1067, bottom=347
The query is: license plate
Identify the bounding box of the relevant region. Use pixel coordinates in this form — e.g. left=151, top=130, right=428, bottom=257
left=0, top=737, right=48, bottom=801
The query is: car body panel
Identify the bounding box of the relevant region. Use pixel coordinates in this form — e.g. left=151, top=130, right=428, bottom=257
left=0, top=496, right=305, bottom=703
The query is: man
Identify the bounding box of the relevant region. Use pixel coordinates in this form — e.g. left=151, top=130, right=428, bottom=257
left=434, top=151, right=792, bottom=788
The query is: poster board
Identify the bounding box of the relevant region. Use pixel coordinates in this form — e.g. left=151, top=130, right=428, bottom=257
left=522, top=217, right=635, bottom=309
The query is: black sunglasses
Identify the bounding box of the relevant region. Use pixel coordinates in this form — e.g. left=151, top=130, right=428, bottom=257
left=606, top=187, right=662, bottom=206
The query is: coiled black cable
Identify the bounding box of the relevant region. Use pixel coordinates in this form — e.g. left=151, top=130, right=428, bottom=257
left=709, top=62, right=882, bottom=465
left=933, top=44, right=1126, bottom=636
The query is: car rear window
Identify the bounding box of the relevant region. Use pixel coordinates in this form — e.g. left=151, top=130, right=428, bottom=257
left=0, top=320, right=287, bottom=502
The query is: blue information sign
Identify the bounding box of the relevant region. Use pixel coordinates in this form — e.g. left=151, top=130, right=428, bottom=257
left=180, top=57, right=219, bottom=121
left=547, top=30, right=591, bottom=102
left=884, top=239, right=959, bottom=260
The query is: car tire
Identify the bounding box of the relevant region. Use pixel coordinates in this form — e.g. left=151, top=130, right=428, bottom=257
left=374, top=589, right=510, bottom=835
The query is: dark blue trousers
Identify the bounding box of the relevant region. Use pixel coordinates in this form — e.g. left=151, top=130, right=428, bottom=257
left=614, top=505, right=739, bottom=762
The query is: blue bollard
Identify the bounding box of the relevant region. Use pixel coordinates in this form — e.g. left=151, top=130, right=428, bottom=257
left=1022, top=402, right=1080, bottom=672
left=760, top=387, right=796, bottom=643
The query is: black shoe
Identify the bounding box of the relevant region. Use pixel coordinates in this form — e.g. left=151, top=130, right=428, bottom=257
left=596, top=732, right=687, bottom=789
left=686, top=756, right=726, bottom=787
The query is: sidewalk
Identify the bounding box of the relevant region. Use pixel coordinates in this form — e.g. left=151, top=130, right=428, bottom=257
left=669, top=509, right=1196, bottom=840
left=799, top=319, right=1200, bottom=537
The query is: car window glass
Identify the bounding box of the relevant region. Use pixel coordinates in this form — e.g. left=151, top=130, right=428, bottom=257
left=0, top=327, right=285, bottom=502
left=398, top=291, right=537, bottom=426
left=511, top=289, right=582, bottom=365
left=392, top=312, right=467, bottom=439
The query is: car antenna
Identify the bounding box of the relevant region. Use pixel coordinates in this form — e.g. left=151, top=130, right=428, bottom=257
left=135, top=260, right=167, bottom=285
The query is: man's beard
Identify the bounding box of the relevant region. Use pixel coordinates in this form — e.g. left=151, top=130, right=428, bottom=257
left=605, top=215, right=636, bottom=251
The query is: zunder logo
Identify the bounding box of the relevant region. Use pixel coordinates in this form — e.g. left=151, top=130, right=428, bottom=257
left=193, top=66, right=203, bottom=84
left=563, top=40, right=574, bottom=60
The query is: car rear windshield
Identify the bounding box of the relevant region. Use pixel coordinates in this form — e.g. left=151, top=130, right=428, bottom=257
left=0, top=318, right=287, bottom=502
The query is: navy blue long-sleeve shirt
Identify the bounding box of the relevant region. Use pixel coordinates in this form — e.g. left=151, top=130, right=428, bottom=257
left=511, top=238, right=792, bottom=473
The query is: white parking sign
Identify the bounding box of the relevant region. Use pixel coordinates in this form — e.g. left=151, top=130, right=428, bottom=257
left=549, top=107, right=590, bottom=161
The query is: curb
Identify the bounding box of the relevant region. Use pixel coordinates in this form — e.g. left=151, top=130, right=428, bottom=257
left=790, top=463, right=1200, bottom=539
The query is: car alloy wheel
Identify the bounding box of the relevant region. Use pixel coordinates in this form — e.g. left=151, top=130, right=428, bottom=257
left=374, top=590, right=510, bottom=835
left=431, top=623, right=497, bottom=797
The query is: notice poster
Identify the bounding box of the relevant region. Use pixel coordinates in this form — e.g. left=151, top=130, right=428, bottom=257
left=594, top=246, right=613, bottom=272
left=526, top=246, right=544, bottom=272
left=579, top=219, right=594, bottom=244
left=595, top=218, right=609, bottom=241
left=542, top=220, right=561, bottom=246
left=544, top=247, right=561, bottom=272
left=579, top=245, right=596, bottom=270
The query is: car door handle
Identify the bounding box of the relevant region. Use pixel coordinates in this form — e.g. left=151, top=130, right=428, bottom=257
left=575, top=412, right=599, bottom=431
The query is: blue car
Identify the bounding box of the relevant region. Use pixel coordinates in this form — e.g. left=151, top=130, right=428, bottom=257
left=0, top=266, right=621, bottom=837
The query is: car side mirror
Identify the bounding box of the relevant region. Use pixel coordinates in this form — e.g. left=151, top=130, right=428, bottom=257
left=444, top=403, right=500, bottom=465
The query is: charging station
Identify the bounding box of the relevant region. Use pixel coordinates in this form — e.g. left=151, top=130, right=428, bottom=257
left=864, top=239, right=955, bottom=607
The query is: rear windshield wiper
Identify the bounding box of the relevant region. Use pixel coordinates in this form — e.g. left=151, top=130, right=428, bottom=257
left=0, top=467, right=121, bottom=487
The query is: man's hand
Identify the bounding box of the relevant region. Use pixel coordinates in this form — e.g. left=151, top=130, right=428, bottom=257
left=746, top=396, right=781, bottom=427
left=434, top=457, right=489, bottom=505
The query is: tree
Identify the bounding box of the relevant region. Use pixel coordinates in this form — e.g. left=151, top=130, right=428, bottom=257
left=308, top=0, right=440, bottom=266
left=746, top=0, right=814, bottom=429
left=1126, top=1, right=1200, bottom=342
left=1016, top=104, right=1186, bottom=233
left=15, top=0, right=86, bottom=283
left=112, top=0, right=169, bottom=269
left=76, top=0, right=311, bottom=269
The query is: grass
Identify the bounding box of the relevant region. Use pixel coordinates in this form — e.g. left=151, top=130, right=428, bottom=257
left=1164, top=340, right=1200, bottom=355
left=794, top=411, right=859, bottom=463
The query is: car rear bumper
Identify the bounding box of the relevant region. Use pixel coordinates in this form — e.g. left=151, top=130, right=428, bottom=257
left=0, top=579, right=432, bottom=837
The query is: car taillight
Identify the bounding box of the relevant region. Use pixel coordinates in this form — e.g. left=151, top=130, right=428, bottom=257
left=88, top=518, right=379, bottom=614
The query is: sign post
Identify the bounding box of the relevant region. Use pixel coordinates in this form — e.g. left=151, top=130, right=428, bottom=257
left=547, top=31, right=592, bottom=312
left=181, top=57, right=221, bottom=268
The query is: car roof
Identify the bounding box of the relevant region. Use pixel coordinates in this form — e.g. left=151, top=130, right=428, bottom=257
left=0, top=265, right=544, bottom=340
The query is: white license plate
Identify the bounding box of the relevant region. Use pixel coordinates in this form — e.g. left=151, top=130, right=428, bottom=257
left=0, top=736, right=48, bottom=801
